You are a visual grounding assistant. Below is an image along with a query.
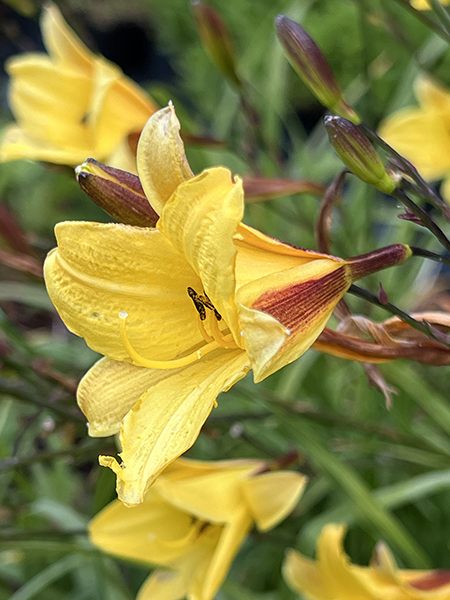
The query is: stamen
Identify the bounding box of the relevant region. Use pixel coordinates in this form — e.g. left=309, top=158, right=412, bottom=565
left=119, top=312, right=220, bottom=369
left=198, top=318, right=214, bottom=343
left=208, top=313, right=238, bottom=349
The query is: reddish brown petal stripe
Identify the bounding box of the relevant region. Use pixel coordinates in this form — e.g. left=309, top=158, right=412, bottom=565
left=409, top=570, right=450, bottom=590
left=252, top=267, right=349, bottom=332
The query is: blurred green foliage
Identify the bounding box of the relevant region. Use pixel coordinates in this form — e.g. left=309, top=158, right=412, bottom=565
left=1, top=0, right=450, bottom=598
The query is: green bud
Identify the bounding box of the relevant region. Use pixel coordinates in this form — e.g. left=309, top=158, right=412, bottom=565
left=75, top=159, right=159, bottom=227
left=191, top=1, right=242, bottom=90
left=275, top=15, right=360, bottom=123
left=324, top=116, right=396, bottom=194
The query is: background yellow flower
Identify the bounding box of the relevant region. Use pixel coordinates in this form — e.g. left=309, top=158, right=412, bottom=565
left=90, top=458, right=307, bottom=600
left=284, top=523, right=450, bottom=600
left=0, top=4, right=157, bottom=170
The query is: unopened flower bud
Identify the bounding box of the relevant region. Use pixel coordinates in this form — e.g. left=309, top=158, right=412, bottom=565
left=276, top=15, right=360, bottom=123
left=324, top=116, right=396, bottom=194
left=243, top=177, right=324, bottom=203
left=191, top=1, right=242, bottom=90
left=75, top=159, right=158, bottom=227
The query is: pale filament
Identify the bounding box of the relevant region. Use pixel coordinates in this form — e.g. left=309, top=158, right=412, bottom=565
left=208, top=312, right=236, bottom=349
left=119, top=311, right=221, bottom=370
left=198, top=317, right=214, bottom=343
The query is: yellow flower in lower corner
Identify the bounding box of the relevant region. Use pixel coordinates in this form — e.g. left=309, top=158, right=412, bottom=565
left=0, top=4, right=157, bottom=171
left=379, top=76, right=450, bottom=202
left=284, top=523, right=450, bottom=600
left=44, top=104, right=411, bottom=506
left=90, top=457, right=307, bottom=600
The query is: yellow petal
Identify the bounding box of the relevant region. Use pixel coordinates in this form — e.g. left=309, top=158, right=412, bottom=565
left=284, top=549, right=334, bottom=600
left=199, top=508, right=252, bottom=600
left=137, top=105, right=193, bottom=215
left=379, top=109, right=450, bottom=180
left=0, top=125, right=92, bottom=166
left=101, top=349, right=250, bottom=506
left=77, top=357, right=169, bottom=437
left=158, top=167, right=244, bottom=342
left=284, top=524, right=377, bottom=600
left=315, top=524, right=380, bottom=599
left=89, top=58, right=156, bottom=158
left=44, top=221, right=205, bottom=362
left=89, top=489, right=193, bottom=565
left=240, top=471, right=308, bottom=531
left=156, top=464, right=260, bottom=523
left=138, top=528, right=221, bottom=600
left=237, top=259, right=349, bottom=381
left=5, top=55, right=92, bottom=151
left=415, top=76, right=450, bottom=112
left=41, top=4, right=93, bottom=71
left=235, top=223, right=334, bottom=289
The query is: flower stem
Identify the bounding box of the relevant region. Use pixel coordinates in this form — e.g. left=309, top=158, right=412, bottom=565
left=410, top=246, right=450, bottom=268
left=348, top=284, right=450, bottom=347
left=392, top=188, right=450, bottom=254
left=359, top=124, right=450, bottom=222
left=430, top=0, right=450, bottom=34
left=390, top=0, right=450, bottom=43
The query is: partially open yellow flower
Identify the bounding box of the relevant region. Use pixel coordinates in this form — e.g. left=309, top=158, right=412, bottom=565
left=44, top=105, right=411, bottom=506
left=0, top=4, right=157, bottom=170
left=379, top=76, right=450, bottom=202
left=284, top=523, right=450, bottom=600
left=90, top=457, right=307, bottom=600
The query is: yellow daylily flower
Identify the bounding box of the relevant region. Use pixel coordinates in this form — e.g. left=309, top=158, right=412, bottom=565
left=0, top=4, right=157, bottom=170
left=379, top=76, right=450, bottom=202
left=90, top=457, right=307, bottom=600
left=411, top=0, right=450, bottom=9
left=44, top=104, right=411, bottom=506
left=284, top=523, right=450, bottom=600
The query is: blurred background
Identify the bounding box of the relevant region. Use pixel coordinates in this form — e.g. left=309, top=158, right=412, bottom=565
left=0, top=0, right=450, bottom=598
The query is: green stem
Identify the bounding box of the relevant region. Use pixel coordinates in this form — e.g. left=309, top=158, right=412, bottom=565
left=411, top=246, right=450, bottom=268
left=0, top=376, right=84, bottom=422
left=391, top=0, right=450, bottom=43
left=0, top=440, right=111, bottom=474
left=348, top=285, right=450, bottom=346
left=430, top=0, right=450, bottom=33
left=392, top=189, right=450, bottom=254
left=360, top=125, right=450, bottom=221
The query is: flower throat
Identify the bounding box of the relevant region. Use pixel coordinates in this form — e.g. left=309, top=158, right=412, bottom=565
left=118, top=287, right=238, bottom=370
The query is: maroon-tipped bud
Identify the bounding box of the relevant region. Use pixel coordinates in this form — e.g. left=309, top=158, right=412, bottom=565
left=276, top=15, right=360, bottom=123
left=191, top=1, right=242, bottom=90
left=347, top=244, right=412, bottom=282
left=324, top=116, right=396, bottom=194
left=75, top=159, right=158, bottom=228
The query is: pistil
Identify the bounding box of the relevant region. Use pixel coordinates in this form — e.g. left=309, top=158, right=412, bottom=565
left=119, top=311, right=221, bottom=369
